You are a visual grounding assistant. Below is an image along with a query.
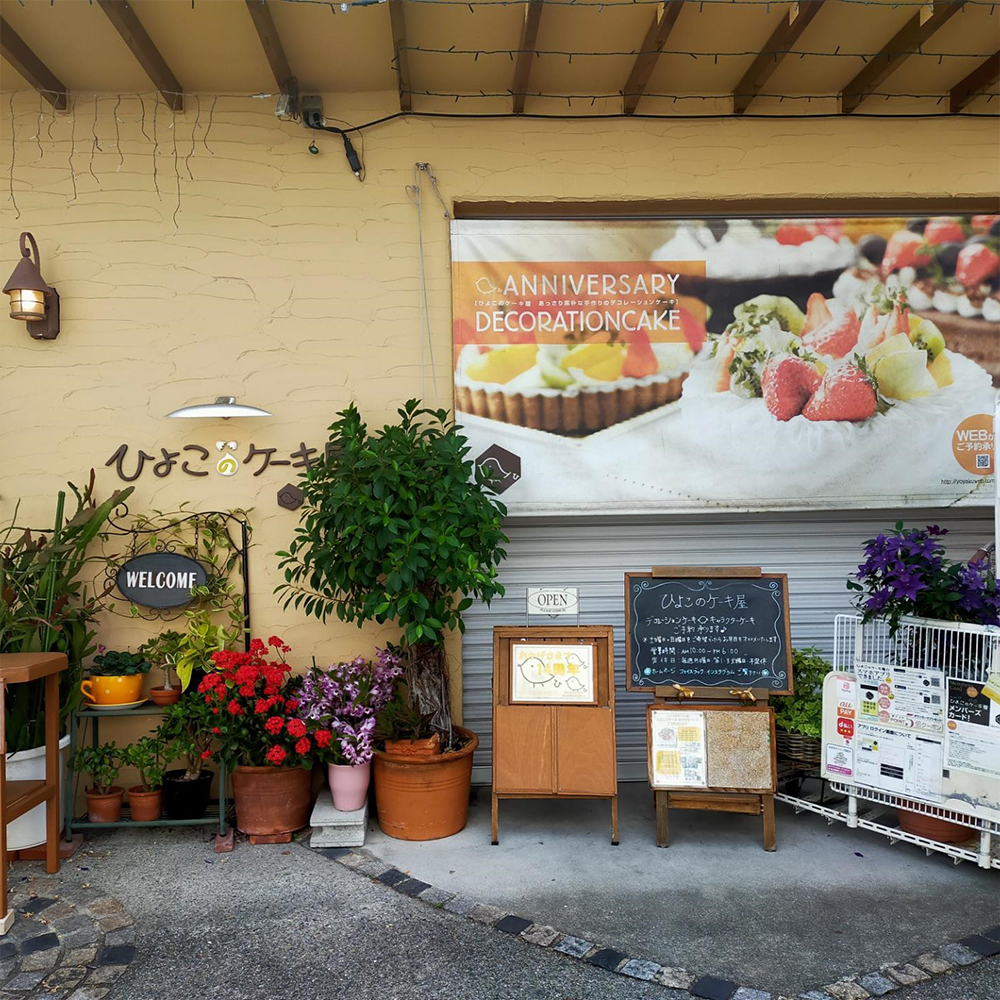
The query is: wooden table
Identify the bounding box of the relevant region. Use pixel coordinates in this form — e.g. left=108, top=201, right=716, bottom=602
left=0, top=652, right=67, bottom=934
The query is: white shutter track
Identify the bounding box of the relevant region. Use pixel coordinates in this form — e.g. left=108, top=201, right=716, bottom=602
left=462, top=507, right=995, bottom=783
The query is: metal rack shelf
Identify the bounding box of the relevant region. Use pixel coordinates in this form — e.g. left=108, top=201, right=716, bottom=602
left=777, top=780, right=1000, bottom=870
left=66, top=705, right=228, bottom=838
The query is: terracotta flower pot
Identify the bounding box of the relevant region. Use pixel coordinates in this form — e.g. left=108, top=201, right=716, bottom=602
left=149, top=686, right=181, bottom=707
left=231, top=765, right=311, bottom=836
left=86, top=787, right=124, bottom=823
left=897, top=808, right=974, bottom=844
left=373, top=726, right=478, bottom=841
left=127, top=786, right=163, bottom=822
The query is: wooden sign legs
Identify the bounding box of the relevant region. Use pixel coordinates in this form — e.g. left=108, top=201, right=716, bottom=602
left=492, top=791, right=619, bottom=846
left=654, top=789, right=776, bottom=851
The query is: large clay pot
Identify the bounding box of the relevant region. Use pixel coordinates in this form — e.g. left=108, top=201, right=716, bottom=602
left=127, top=786, right=163, bottom=822
left=373, top=726, right=478, bottom=841
left=328, top=761, right=371, bottom=812
left=86, top=787, right=124, bottom=823
left=162, top=768, right=214, bottom=820
left=231, top=765, right=311, bottom=836
left=897, top=808, right=974, bottom=844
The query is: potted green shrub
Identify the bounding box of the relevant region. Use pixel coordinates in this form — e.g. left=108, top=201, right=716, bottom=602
left=773, top=647, right=831, bottom=768
left=82, top=648, right=151, bottom=706
left=0, top=474, right=133, bottom=848
left=141, top=630, right=184, bottom=706
left=69, top=743, right=124, bottom=823
left=123, top=736, right=168, bottom=821
left=157, top=697, right=217, bottom=820
left=278, top=400, right=507, bottom=840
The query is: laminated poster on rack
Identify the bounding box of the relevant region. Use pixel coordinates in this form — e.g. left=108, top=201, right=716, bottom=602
left=650, top=710, right=707, bottom=789
left=857, top=665, right=945, bottom=737
left=854, top=722, right=945, bottom=803
left=945, top=678, right=1000, bottom=781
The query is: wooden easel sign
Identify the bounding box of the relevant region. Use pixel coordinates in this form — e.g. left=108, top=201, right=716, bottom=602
left=646, top=704, right=778, bottom=850
left=491, top=626, right=618, bottom=846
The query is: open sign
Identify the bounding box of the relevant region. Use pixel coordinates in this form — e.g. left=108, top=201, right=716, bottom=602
left=526, top=587, right=579, bottom=617
left=115, top=552, right=208, bottom=609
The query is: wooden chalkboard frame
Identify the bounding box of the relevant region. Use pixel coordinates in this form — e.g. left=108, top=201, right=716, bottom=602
left=646, top=704, right=778, bottom=794
left=625, top=568, right=794, bottom=696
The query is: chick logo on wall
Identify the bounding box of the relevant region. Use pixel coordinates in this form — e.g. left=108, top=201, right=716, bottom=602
left=215, top=440, right=240, bottom=477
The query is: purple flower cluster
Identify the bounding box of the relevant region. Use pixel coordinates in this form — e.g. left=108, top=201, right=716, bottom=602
left=296, top=648, right=402, bottom=765
left=850, top=523, right=999, bottom=633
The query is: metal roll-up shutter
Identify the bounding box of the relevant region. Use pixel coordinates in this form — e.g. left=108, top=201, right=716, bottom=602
left=462, top=507, right=994, bottom=783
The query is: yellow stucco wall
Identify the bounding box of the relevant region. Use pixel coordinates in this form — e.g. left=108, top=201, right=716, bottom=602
left=1, top=91, right=998, bottom=737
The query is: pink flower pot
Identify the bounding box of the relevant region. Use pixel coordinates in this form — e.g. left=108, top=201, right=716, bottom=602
left=327, top=760, right=371, bottom=812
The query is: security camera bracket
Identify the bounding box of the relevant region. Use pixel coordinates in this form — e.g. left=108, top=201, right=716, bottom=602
left=301, top=95, right=324, bottom=130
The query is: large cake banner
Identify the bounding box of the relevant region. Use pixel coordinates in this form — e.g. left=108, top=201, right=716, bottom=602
left=451, top=216, right=999, bottom=514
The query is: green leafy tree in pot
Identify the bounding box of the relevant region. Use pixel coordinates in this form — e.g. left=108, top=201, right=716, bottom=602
left=277, top=400, right=508, bottom=747
left=157, top=697, right=216, bottom=781
left=773, top=646, right=832, bottom=741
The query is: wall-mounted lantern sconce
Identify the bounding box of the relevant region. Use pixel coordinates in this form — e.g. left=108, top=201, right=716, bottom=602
left=2, top=232, right=60, bottom=340
left=165, top=396, right=273, bottom=419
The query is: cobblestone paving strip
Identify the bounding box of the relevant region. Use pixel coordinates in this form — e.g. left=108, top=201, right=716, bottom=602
left=1, top=874, right=136, bottom=999
left=315, top=843, right=998, bottom=1000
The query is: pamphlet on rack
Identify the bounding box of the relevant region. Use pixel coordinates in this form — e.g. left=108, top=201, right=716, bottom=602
left=945, top=678, right=1000, bottom=781
left=857, top=666, right=945, bottom=736
left=854, top=722, right=945, bottom=802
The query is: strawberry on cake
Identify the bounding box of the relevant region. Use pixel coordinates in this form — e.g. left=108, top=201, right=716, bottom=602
left=677, top=287, right=997, bottom=502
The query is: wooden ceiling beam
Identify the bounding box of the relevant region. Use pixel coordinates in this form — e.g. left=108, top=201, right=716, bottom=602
left=622, top=2, right=684, bottom=115
left=244, top=0, right=296, bottom=99
left=841, top=1, right=961, bottom=113
left=97, top=0, right=183, bottom=112
left=0, top=17, right=68, bottom=111
left=949, top=50, right=1000, bottom=112
left=388, top=1, right=411, bottom=113
left=512, top=1, right=543, bottom=114
left=733, top=2, right=825, bottom=115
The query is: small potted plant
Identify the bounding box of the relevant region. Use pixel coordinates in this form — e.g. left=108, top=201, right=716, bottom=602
left=157, top=697, right=217, bottom=820
left=123, top=736, right=168, bottom=821
left=848, top=522, right=999, bottom=843
left=142, top=630, right=184, bottom=706
left=69, top=743, right=124, bottom=823
left=297, top=649, right=402, bottom=811
left=773, top=647, right=831, bottom=769
left=82, top=647, right=151, bottom=706
left=200, top=636, right=314, bottom=837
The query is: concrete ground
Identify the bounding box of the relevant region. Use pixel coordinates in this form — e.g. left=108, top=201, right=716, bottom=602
left=4, top=782, right=997, bottom=1000
left=367, top=782, right=1000, bottom=996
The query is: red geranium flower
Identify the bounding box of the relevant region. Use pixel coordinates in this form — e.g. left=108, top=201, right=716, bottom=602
left=285, top=699, right=299, bottom=713
left=266, top=745, right=287, bottom=766
left=211, top=726, right=221, bottom=734
left=286, top=718, right=307, bottom=738
left=201, top=749, right=213, bottom=760
left=314, top=729, right=332, bottom=748
left=227, top=699, right=243, bottom=716
left=294, top=736, right=310, bottom=755
left=264, top=715, right=285, bottom=735
left=268, top=635, right=283, bottom=648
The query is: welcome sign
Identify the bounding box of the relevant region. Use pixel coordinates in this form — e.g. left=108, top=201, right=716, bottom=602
left=451, top=216, right=999, bottom=514
left=115, top=552, right=208, bottom=609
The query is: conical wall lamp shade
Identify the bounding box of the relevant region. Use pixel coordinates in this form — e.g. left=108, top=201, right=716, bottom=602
left=165, top=396, right=273, bottom=419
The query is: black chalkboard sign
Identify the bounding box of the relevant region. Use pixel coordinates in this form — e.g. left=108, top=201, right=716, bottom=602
left=625, top=571, right=793, bottom=694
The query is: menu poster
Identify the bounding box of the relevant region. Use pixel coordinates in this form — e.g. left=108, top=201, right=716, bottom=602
left=649, top=710, right=707, bottom=789
left=857, top=666, right=945, bottom=736
left=854, top=722, right=944, bottom=802
left=945, top=678, right=1000, bottom=781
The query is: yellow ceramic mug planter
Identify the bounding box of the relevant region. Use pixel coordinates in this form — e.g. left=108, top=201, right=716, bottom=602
left=81, top=649, right=151, bottom=706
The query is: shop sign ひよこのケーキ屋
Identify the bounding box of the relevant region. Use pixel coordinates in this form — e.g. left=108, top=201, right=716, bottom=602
left=452, top=215, right=999, bottom=514
left=115, top=552, right=208, bottom=609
